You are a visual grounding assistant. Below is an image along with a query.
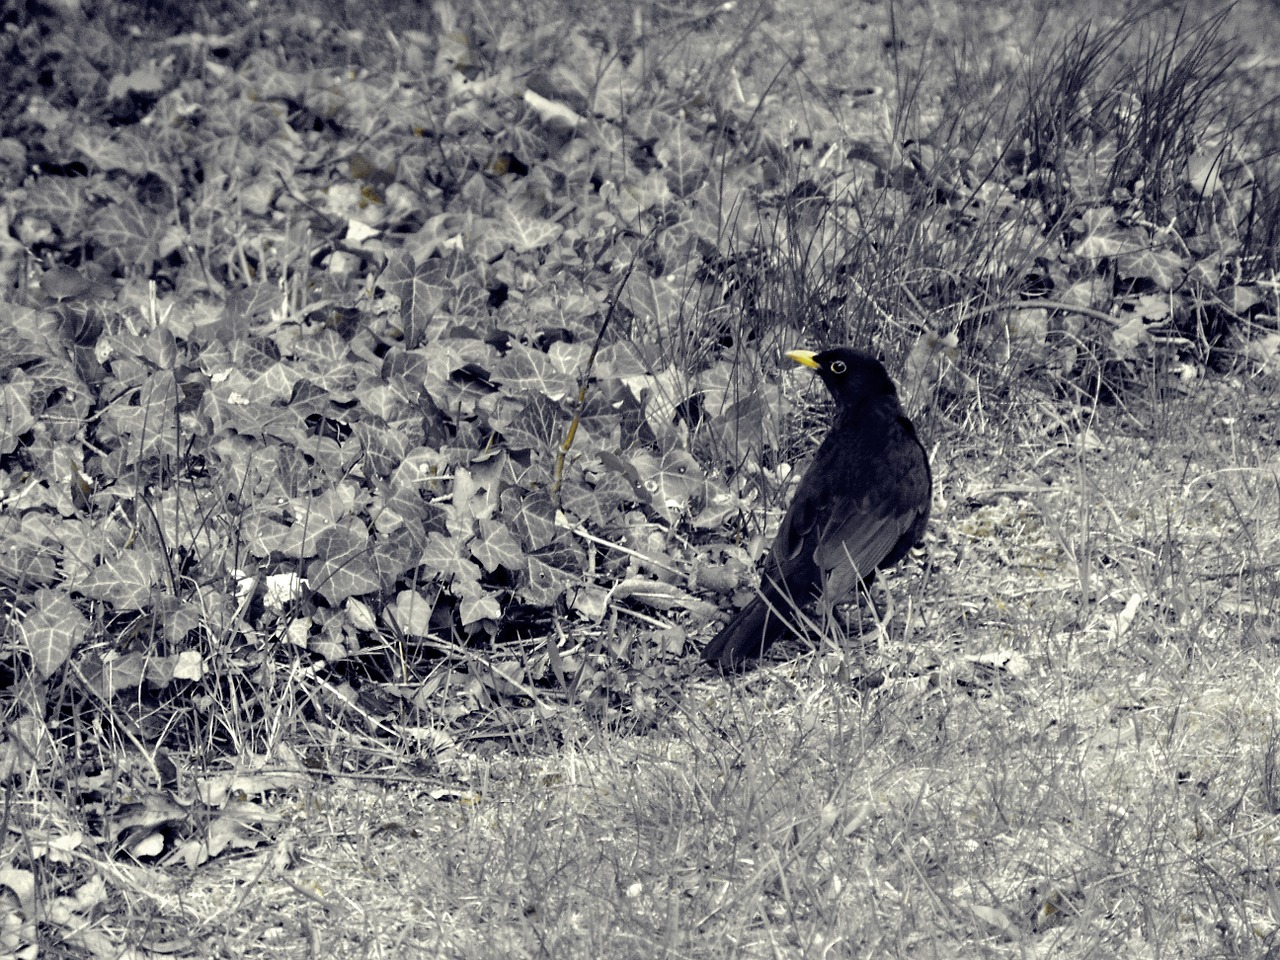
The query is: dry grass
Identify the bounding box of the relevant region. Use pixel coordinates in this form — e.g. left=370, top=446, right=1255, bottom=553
left=109, top=372, right=1280, bottom=959
left=8, top=1, right=1280, bottom=958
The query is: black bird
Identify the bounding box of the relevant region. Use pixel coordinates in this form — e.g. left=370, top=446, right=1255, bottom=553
left=702, top=347, right=931, bottom=670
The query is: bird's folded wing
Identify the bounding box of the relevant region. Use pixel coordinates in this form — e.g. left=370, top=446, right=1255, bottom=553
left=813, top=503, right=903, bottom=589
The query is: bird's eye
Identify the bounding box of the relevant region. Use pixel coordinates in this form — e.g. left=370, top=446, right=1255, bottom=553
left=830, top=360, right=847, bottom=374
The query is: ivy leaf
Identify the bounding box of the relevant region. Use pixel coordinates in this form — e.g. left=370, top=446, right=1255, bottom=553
left=627, top=448, right=706, bottom=522
left=224, top=284, right=287, bottom=328
left=594, top=450, right=645, bottom=506
left=500, top=488, right=558, bottom=550
left=459, top=593, right=502, bottom=626
left=371, top=481, right=430, bottom=539
left=520, top=541, right=583, bottom=606
left=156, top=595, right=205, bottom=645
left=386, top=589, right=435, bottom=638
left=0, top=513, right=71, bottom=586
left=89, top=196, right=169, bottom=269
left=289, top=330, right=361, bottom=396
left=1130, top=293, right=1172, bottom=321
left=107, top=63, right=167, bottom=100
left=442, top=465, right=500, bottom=538
left=1069, top=206, right=1126, bottom=259
left=21, top=590, right=88, bottom=678
left=0, top=375, right=37, bottom=455
left=1111, top=313, right=1149, bottom=361
left=586, top=44, right=643, bottom=119
left=1117, top=245, right=1183, bottom=290
left=1230, top=284, right=1264, bottom=314
left=76, top=547, right=163, bottom=611
left=421, top=531, right=483, bottom=588
left=202, top=393, right=307, bottom=447
left=240, top=511, right=296, bottom=559
left=502, top=394, right=568, bottom=454
left=494, top=205, right=563, bottom=252
left=99, top=369, right=181, bottom=460
left=146, top=648, right=206, bottom=686
left=1065, top=139, right=1117, bottom=194
left=595, top=339, right=654, bottom=378
left=491, top=344, right=576, bottom=401
left=357, top=417, right=419, bottom=479
left=470, top=519, right=526, bottom=573
left=621, top=270, right=686, bottom=336
left=656, top=122, right=708, bottom=198
left=20, top=176, right=90, bottom=237
left=306, top=520, right=379, bottom=603
left=84, top=650, right=147, bottom=696
left=69, top=125, right=157, bottom=176
left=382, top=251, right=481, bottom=346
left=559, top=467, right=617, bottom=526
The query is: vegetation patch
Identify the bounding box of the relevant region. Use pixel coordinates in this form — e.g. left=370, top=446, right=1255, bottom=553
left=2, top=0, right=1280, bottom=956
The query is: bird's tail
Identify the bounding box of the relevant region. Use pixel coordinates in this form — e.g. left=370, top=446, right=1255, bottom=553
left=701, top=594, right=794, bottom=671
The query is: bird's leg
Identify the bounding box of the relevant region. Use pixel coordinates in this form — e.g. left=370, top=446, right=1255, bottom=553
left=816, top=595, right=868, bottom=668
left=839, top=579, right=893, bottom=662
left=815, top=598, right=846, bottom=655
left=866, top=579, right=894, bottom=656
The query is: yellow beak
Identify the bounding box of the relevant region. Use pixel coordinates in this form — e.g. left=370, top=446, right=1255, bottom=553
left=786, top=349, right=820, bottom=369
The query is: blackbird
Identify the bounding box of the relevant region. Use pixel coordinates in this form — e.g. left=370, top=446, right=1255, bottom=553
left=702, top=347, right=931, bottom=670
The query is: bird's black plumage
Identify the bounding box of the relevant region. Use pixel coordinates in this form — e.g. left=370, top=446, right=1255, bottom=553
left=702, top=347, right=931, bottom=670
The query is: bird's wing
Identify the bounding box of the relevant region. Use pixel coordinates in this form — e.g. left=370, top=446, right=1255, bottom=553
left=748, top=411, right=928, bottom=615
left=813, top=499, right=913, bottom=598
left=762, top=464, right=825, bottom=581
left=812, top=420, right=929, bottom=598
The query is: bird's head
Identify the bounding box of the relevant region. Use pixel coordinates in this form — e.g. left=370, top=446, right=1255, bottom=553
left=786, top=347, right=898, bottom=406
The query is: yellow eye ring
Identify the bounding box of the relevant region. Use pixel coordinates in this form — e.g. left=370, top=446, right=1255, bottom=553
left=830, top=360, right=847, bottom=374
